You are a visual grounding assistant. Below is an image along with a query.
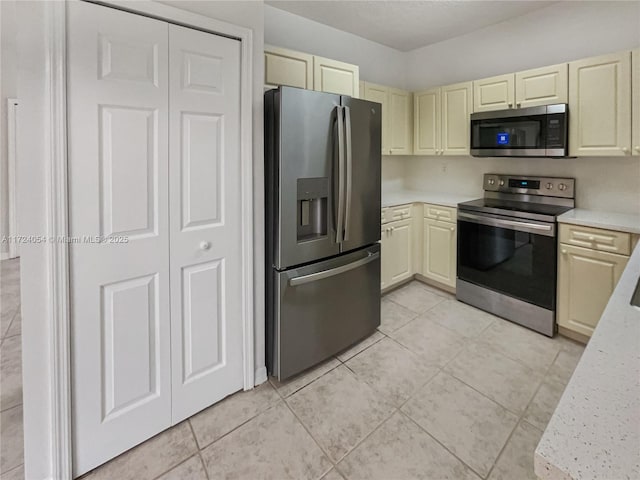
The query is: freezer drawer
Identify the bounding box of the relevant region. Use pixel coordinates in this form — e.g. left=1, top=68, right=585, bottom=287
left=270, top=244, right=381, bottom=380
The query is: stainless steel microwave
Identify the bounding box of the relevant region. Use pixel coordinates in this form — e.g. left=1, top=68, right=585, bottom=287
left=470, top=104, right=568, bottom=157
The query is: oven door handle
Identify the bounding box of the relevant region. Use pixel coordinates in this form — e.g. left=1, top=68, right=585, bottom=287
left=458, top=211, right=555, bottom=237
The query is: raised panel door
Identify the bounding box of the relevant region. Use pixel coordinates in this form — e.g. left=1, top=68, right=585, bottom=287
left=387, top=219, right=413, bottom=285
left=441, top=82, right=472, bottom=155
left=569, top=51, right=632, bottom=156
left=313, top=55, right=359, bottom=97
left=473, top=73, right=515, bottom=112
left=380, top=226, right=389, bottom=290
left=264, top=45, right=313, bottom=90
left=414, top=88, right=440, bottom=155
left=364, top=82, right=390, bottom=154
left=67, top=3, right=171, bottom=475
left=515, top=63, right=568, bottom=108
left=388, top=88, right=412, bottom=155
left=558, top=244, right=628, bottom=337
left=422, top=219, right=456, bottom=287
left=168, top=24, right=244, bottom=424
left=632, top=49, right=640, bottom=155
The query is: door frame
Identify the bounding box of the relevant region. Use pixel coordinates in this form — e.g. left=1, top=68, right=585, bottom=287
left=44, top=1, right=254, bottom=478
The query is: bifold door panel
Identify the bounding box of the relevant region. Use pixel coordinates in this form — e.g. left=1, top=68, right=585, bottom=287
left=68, top=2, right=243, bottom=475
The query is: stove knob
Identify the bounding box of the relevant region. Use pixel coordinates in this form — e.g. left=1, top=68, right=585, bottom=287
left=558, top=183, right=567, bottom=191
left=499, top=180, right=505, bottom=186
left=488, top=179, right=495, bottom=185
left=546, top=183, right=553, bottom=189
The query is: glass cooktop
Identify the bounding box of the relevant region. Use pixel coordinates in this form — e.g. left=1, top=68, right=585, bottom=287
left=458, top=198, right=573, bottom=221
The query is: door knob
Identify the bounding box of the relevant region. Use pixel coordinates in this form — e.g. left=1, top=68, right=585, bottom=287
left=200, top=241, right=211, bottom=251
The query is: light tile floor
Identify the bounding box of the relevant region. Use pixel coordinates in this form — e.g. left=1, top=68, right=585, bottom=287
left=0, top=270, right=585, bottom=480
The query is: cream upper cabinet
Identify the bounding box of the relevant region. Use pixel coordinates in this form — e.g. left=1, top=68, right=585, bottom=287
left=313, top=55, right=359, bottom=97
left=264, top=45, right=313, bottom=90
left=569, top=51, right=632, bottom=157
left=414, top=88, right=441, bottom=155
left=441, top=82, right=473, bottom=155
left=358, top=80, right=365, bottom=99
left=632, top=49, right=640, bottom=155
left=473, top=73, right=515, bottom=112
left=364, top=82, right=390, bottom=154
left=388, top=88, right=413, bottom=155
left=557, top=244, right=628, bottom=337
left=515, top=63, right=568, bottom=108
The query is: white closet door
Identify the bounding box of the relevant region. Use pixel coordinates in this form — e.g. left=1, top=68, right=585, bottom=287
left=68, top=2, right=171, bottom=476
left=168, top=24, right=244, bottom=423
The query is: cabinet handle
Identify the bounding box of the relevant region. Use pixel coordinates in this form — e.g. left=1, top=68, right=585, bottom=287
left=200, top=241, right=211, bottom=251
left=450, top=227, right=455, bottom=232
left=390, top=226, right=395, bottom=233
left=634, top=146, right=640, bottom=153
left=561, top=249, right=567, bottom=255
left=508, top=102, right=513, bottom=108
left=588, top=236, right=595, bottom=241
left=621, top=147, right=630, bottom=154
left=516, top=102, right=521, bottom=108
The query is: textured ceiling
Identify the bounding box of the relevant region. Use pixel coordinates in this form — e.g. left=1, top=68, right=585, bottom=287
left=266, top=1, right=558, bottom=51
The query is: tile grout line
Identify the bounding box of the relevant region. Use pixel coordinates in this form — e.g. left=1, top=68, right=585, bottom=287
left=0, top=463, right=23, bottom=479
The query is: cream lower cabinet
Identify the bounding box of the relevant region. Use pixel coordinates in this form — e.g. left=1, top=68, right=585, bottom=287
left=421, top=204, right=457, bottom=288
left=632, top=48, right=640, bottom=155
left=569, top=51, right=632, bottom=157
left=381, top=218, right=413, bottom=288
left=557, top=224, right=634, bottom=338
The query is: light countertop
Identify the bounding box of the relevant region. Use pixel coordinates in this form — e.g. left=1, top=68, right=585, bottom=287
left=534, top=243, right=640, bottom=480
left=382, top=190, right=478, bottom=208
left=557, top=209, right=640, bottom=234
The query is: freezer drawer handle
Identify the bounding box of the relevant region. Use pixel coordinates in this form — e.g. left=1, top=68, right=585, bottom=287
left=289, top=252, right=380, bottom=287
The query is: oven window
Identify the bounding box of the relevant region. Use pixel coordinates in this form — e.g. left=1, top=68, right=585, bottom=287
left=457, top=220, right=556, bottom=309
left=471, top=116, right=545, bottom=149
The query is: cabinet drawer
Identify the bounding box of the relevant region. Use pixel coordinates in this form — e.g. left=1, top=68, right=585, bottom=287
left=559, top=224, right=631, bottom=255
left=423, top=203, right=457, bottom=223
left=383, top=205, right=412, bottom=224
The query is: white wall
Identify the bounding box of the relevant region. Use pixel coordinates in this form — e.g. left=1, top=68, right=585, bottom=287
left=265, top=4, right=407, bottom=88
left=1, top=0, right=17, bottom=258
left=404, top=156, right=640, bottom=215
left=406, top=1, right=640, bottom=90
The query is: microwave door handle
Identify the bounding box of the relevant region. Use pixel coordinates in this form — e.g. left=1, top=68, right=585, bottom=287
left=344, top=105, right=352, bottom=242
left=335, top=106, right=345, bottom=244
left=458, top=211, right=554, bottom=236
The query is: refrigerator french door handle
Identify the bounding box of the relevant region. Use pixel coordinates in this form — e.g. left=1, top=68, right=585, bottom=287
left=344, top=106, right=352, bottom=242
left=289, top=252, right=380, bottom=286
left=335, top=106, right=345, bottom=244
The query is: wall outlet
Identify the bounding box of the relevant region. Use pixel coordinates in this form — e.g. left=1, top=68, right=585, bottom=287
left=441, top=163, right=447, bottom=174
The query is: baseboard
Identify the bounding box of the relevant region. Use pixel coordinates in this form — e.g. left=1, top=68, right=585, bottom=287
left=414, top=274, right=456, bottom=294
left=557, top=326, right=589, bottom=345
left=254, top=366, right=268, bottom=385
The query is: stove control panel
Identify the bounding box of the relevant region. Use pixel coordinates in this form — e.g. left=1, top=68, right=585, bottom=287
left=483, top=174, right=575, bottom=199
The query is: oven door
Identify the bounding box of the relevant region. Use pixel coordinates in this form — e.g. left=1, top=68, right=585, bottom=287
left=457, top=210, right=557, bottom=310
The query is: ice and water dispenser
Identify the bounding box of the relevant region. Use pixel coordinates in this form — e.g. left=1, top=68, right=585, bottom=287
left=296, top=177, right=328, bottom=242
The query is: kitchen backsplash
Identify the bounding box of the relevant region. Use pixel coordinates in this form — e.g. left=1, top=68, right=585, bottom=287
left=382, top=156, right=640, bottom=215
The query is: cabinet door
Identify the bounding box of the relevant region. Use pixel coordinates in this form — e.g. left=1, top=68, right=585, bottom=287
left=168, top=25, right=244, bottom=424
left=358, top=80, right=365, bottom=99
left=422, top=219, right=456, bottom=288
left=414, top=88, right=440, bottom=155
left=515, top=63, right=568, bottom=108
left=441, top=82, right=473, bottom=155
left=380, top=227, right=389, bottom=290
left=264, top=45, right=313, bottom=90
left=67, top=3, right=171, bottom=475
left=632, top=49, right=640, bottom=155
left=388, top=88, right=413, bottom=155
left=364, top=82, right=390, bottom=154
left=569, top=51, right=632, bottom=156
left=387, top=219, right=413, bottom=285
left=558, top=244, right=628, bottom=337
left=473, top=73, right=515, bottom=112
left=313, top=55, right=359, bottom=97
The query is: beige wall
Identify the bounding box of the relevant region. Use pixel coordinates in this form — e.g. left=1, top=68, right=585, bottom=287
left=403, top=156, right=640, bottom=215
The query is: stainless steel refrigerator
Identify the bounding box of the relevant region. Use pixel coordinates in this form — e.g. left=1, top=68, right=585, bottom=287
left=265, top=86, right=381, bottom=380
